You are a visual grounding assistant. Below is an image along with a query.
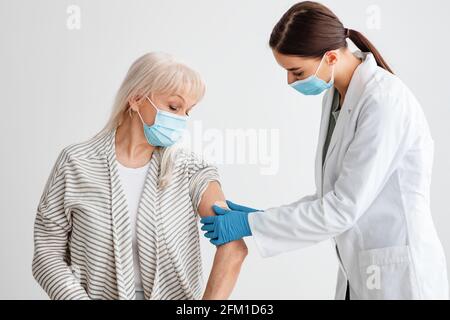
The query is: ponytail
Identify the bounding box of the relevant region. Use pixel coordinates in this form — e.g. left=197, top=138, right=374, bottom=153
left=270, top=2, right=394, bottom=74
left=346, top=28, right=394, bottom=74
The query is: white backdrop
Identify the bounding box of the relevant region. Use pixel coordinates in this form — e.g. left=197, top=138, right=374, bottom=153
left=1, top=0, right=449, bottom=299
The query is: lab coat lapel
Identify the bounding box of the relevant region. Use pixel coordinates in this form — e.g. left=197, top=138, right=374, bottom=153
left=105, top=129, right=136, bottom=300
left=322, top=91, right=349, bottom=169
left=315, top=87, right=334, bottom=197
left=318, top=51, right=378, bottom=194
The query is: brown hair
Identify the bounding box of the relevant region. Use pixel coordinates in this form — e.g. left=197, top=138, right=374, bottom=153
left=269, top=1, right=393, bottom=74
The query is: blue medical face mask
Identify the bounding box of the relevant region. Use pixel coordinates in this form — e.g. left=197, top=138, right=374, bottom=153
left=136, top=96, right=188, bottom=147
left=290, top=54, right=335, bottom=96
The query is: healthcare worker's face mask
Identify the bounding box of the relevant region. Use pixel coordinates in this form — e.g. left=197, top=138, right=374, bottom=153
left=136, top=96, right=188, bottom=147
left=290, top=54, right=335, bottom=96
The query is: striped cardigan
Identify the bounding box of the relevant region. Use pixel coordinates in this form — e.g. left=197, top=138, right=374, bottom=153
left=32, top=129, right=220, bottom=300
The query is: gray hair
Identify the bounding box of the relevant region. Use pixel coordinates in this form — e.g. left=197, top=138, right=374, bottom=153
left=98, top=52, right=206, bottom=188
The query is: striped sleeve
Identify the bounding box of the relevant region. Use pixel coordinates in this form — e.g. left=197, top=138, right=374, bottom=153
left=186, top=152, right=221, bottom=216
left=31, top=149, right=90, bottom=300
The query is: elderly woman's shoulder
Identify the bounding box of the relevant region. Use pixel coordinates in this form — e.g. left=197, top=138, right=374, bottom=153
left=53, top=132, right=111, bottom=169
left=171, top=148, right=213, bottom=170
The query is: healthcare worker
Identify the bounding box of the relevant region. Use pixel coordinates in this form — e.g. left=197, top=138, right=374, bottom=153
left=200, top=1, right=449, bottom=300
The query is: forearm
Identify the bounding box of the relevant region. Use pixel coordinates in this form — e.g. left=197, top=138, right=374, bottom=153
left=202, top=239, right=248, bottom=300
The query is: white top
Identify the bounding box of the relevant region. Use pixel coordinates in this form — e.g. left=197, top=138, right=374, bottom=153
left=116, top=160, right=151, bottom=293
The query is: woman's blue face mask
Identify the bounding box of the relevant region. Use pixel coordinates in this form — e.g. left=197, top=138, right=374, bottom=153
left=290, top=54, right=335, bottom=96
left=136, top=96, right=188, bottom=147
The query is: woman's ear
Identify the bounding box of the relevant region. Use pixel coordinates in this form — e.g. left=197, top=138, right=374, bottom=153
left=326, top=50, right=339, bottom=66
left=128, top=95, right=143, bottom=112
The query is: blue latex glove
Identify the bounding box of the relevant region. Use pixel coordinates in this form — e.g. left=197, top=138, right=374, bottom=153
left=225, top=200, right=261, bottom=214
left=200, top=200, right=261, bottom=246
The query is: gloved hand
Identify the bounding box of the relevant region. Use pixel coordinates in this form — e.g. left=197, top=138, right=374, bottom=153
left=225, top=200, right=261, bottom=214
left=200, top=200, right=261, bottom=246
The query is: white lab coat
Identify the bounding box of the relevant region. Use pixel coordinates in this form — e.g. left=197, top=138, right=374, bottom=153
left=248, top=51, right=449, bottom=299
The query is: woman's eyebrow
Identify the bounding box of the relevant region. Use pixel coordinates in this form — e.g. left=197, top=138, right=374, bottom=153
left=174, top=94, right=186, bottom=102
left=287, top=67, right=303, bottom=72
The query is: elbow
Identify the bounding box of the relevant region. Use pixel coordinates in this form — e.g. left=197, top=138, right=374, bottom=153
left=31, top=252, right=42, bottom=285
left=31, top=249, right=51, bottom=287
left=217, top=240, right=248, bottom=263
left=31, top=258, right=44, bottom=293
left=333, top=214, right=361, bottom=237
left=235, top=241, right=249, bottom=261
left=324, top=194, right=362, bottom=234
left=232, top=240, right=249, bottom=261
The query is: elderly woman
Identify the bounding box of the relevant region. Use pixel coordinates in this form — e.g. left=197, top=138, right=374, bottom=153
left=31, top=52, right=248, bottom=300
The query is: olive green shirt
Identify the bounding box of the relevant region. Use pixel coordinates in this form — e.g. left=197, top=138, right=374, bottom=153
left=322, top=89, right=341, bottom=167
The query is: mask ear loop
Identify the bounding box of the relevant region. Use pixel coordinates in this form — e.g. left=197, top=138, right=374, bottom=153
left=314, top=54, right=326, bottom=77
left=315, top=54, right=335, bottom=84
left=146, top=96, right=159, bottom=112
left=135, top=96, right=159, bottom=125
left=330, top=63, right=335, bottom=84
left=136, top=108, right=146, bottom=125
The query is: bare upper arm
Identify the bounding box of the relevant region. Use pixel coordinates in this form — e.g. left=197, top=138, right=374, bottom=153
left=197, top=181, right=248, bottom=252
left=197, top=181, right=226, bottom=218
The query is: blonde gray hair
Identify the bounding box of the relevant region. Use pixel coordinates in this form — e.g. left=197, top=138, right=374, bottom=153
left=98, top=52, right=206, bottom=188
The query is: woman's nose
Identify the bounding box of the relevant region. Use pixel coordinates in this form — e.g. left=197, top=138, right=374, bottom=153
left=287, top=72, right=296, bottom=85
